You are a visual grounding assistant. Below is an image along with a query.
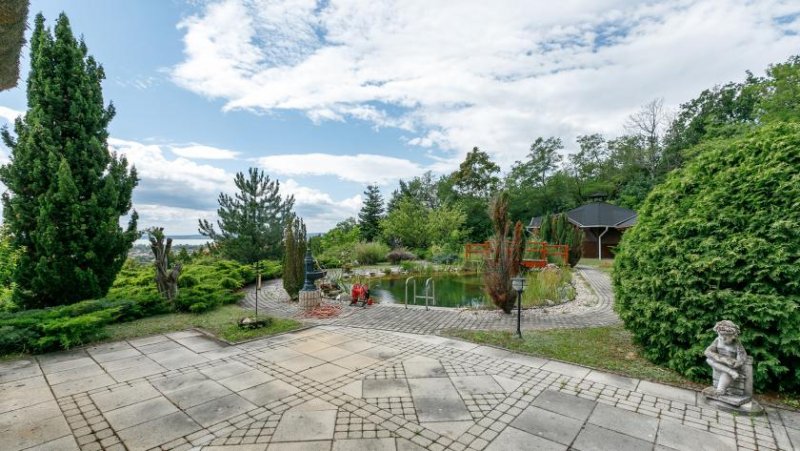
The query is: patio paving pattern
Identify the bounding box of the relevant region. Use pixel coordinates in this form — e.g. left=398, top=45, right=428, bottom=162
left=1, top=326, right=798, bottom=450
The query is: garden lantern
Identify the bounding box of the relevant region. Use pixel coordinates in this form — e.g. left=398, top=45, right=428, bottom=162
left=512, top=276, right=526, bottom=339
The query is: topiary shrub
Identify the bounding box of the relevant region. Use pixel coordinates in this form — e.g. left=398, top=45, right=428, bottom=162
left=613, top=123, right=800, bottom=393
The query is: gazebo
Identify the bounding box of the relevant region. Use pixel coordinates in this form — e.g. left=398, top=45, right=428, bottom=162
left=528, top=202, right=637, bottom=260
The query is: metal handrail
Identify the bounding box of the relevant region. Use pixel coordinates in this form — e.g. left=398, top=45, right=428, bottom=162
left=404, top=277, right=414, bottom=309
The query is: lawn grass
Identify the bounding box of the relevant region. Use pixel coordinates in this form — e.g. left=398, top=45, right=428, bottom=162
left=445, top=325, right=696, bottom=388
left=578, top=258, right=614, bottom=274
left=104, top=304, right=302, bottom=343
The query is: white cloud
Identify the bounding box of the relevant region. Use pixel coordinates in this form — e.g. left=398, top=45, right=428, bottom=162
left=133, top=204, right=217, bottom=235
left=0, top=106, right=23, bottom=123
left=169, top=143, right=239, bottom=159
left=172, top=0, right=800, bottom=168
left=257, top=153, right=424, bottom=185
left=281, top=179, right=362, bottom=231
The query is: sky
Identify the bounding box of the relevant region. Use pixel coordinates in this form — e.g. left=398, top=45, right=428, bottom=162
left=0, top=0, right=798, bottom=234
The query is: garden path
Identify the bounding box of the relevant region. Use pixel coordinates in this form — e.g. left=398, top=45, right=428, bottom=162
left=241, top=265, right=620, bottom=335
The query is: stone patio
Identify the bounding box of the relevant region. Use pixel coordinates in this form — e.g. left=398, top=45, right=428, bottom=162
left=1, top=326, right=798, bottom=450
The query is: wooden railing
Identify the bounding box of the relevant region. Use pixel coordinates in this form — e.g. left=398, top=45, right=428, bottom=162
left=464, top=240, right=569, bottom=268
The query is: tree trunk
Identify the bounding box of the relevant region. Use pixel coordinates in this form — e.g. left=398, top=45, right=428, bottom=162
left=149, top=227, right=182, bottom=302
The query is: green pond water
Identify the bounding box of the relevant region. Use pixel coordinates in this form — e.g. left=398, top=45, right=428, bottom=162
left=369, top=273, right=489, bottom=308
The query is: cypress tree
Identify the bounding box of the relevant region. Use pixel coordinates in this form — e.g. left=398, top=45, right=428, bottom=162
left=0, top=13, right=139, bottom=308
left=358, top=184, right=383, bottom=242
left=282, top=216, right=306, bottom=299
left=538, top=214, right=552, bottom=242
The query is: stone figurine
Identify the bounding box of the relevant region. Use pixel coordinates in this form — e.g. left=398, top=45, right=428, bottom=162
left=701, top=320, right=763, bottom=414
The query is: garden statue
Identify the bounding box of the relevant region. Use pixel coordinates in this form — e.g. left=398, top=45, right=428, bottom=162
left=701, top=320, right=763, bottom=414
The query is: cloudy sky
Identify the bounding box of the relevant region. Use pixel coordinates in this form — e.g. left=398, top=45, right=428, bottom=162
left=1, top=0, right=798, bottom=233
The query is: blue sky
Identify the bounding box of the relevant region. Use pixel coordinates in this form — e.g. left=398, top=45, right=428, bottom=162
left=1, top=0, right=799, bottom=233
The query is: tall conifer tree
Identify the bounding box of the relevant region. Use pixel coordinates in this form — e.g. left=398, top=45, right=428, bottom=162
left=0, top=13, right=138, bottom=308
left=358, top=184, right=383, bottom=242
left=282, top=216, right=306, bottom=299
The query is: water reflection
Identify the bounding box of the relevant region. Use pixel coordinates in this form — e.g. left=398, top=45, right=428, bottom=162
left=369, top=273, right=489, bottom=308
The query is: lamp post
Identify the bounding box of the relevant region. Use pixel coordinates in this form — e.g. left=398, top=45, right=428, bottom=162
left=511, top=276, right=526, bottom=339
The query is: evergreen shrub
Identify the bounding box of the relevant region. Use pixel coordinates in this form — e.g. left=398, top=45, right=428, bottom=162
left=613, top=123, right=800, bottom=393
left=354, top=242, right=389, bottom=265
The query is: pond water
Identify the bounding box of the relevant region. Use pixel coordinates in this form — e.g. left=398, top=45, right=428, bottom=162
left=369, top=273, right=490, bottom=308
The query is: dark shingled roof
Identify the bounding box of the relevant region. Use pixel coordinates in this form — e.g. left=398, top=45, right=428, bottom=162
left=528, top=202, right=637, bottom=229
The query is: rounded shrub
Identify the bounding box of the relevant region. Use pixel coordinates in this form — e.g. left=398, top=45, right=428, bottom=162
left=613, top=123, right=800, bottom=393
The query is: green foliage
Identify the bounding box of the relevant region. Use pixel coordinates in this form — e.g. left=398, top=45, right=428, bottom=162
left=282, top=216, right=307, bottom=299
left=386, top=248, right=416, bottom=264
left=483, top=192, right=525, bottom=313
left=538, top=214, right=583, bottom=266
left=312, top=218, right=360, bottom=267
left=522, top=267, right=573, bottom=307
left=354, top=241, right=389, bottom=265
left=0, top=13, right=138, bottom=308
left=381, top=198, right=467, bottom=251
left=199, top=168, right=294, bottom=263
left=358, top=185, right=384, bottom=242
left=0, top=226, right=23, bottom=312
left=613, top=123, right=800, bottom=393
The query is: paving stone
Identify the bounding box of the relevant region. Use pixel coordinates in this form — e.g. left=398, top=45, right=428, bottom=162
left=116, top=411, right=201, bottom=451
left=266, top=441, right=332, bottom=451
left=421, top=421, right=473, bottom=440
left=301, top=363, right=352, bottom=382
left=637, top=380, right=696, bottom=404
left=163, top=379, right=233, bottom=409
left=277, top=354, right=327, bottom=372
left=340, top=380, right=362, bottom=398
left=151, top=371, right=208, bottom=392
left=90, top=383, right=160, bottom=412
left=38, top=354, right=92, bottom=374
left=584, top=370, right=640, bottom=391
left=186, top=393, right=256, bottom=427
left=395, top=438, right=427, bottom=451
left=540, top=361, right=591, bottom=379
left=332, top=437, right=396, bottom=450
left=786, top=426, right=800, bottom=450
left=175, top=335, right=227, bottom=353
left=0, top=375, right=53, bottom=414
left=363, top=379, right=410, bottom=398
left=89, top=348, right=141, bottom=363
left=450, top=375, right=504, bottom=395
left=308, top=345, right=353, bottom=362
left=407, top=378, right=471, bottom=422
left=220, top=369, right=275, bottom=392
left=360, top=346, right=402, bottom=360
left=290, top=339, right=332, bottom=354
left=532, top=389, right=597, bottom=421
left=134, top=339, right=182, bottom=354
left=24, top=434, right=80, bottom=451
left=107, top=361, right=166, bottom=382
left=656, top=418, right=736, bottom=451
left=491, top=375, right=522, bottom=393
left=148, top=347, right=208, bottom=370
left=0, top=400, right=71, bottom=451
left=572, top=423, right=653, bottom=451
left=334, top=353, right=380, bottom=370
left=204, top=445, right=267, bottom=450
left=104, top=396, right=178, bottom=431
left=200, top=362, right=253, bottom=380
left=45, top=363, right=105, bottom=385
left=781, top=409, right=800, bottom=431
left=239, top=379, right=301, bottom=405
left=502, top=354, right=547, bottom=368
left=403, top=357, right=446, bottom=378
left=255, top=347, right=304, bottom=363
left=587, top=402, right=658, bottom=442
left=484, top=426, right=566, bottom=451
left=0, top=359, right=42, bottom=384
left=51, top=374, right=116, bottom=397
left=272, top=409, right=337, bottom=442
left=337, top=340, right=377, bottom=353
left=510, top=405, right=583, bottom=445
left=127, top=334, right=169, bottom=347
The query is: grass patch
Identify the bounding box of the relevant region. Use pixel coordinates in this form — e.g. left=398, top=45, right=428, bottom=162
left=445, top=325, right=695, bottom=387
left=522, top=267, right=574, bottom=308
left=105, top=305, right=302, bottom=343
left=578, top=258, right=613, bottom=274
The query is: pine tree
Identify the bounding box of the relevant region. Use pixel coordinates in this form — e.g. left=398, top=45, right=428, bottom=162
left=282, top=216, right=306, bottom=299
left=358, top=184, right=383, bottom=242
left=0, top=13, right=138, bottom=308
left=199, top=168, right=294, bottom=263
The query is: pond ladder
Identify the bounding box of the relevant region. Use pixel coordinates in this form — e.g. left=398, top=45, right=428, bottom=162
left=404, top=277, right=435, bottom=310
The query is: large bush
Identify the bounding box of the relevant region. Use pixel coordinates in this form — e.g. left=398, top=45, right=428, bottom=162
left=613, top=123, right=800, bottom=393
left=354, top=241, right=389, bottom=265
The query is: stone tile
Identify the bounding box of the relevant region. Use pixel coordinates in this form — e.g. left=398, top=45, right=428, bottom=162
left=272, top=409, right=337, bottom=442
left=151, top=371, right=208, bottom=392
left=116, top=411, right=201, bottom=451
left=785, top=426, right=800, bottom=450
left=363, top=379, right=410, bottom=398
left=360, top=345, right=401, bottom=360
left=395, top=438, right=427, bottom=451
left=291, top=399, right=337, bottom=411
left=186, top=393, right=256, bottom=427
left=656, top=418, right=736, bottom=451
left=450, top=375, right=504, bottom=395
left=403, top=357, right=446, bottom=378
left=636, top=380, right=696, bottom=404
left=239, top=379, right=300, bottom=405
left=105, top=396, right=179, bottom=431
left=90, top=383, right=160, bottom=412
left=0, top=375, right=52, bottom=414
left=334, top=353, right=380, bottom=370
left=39, top=356, right=95, bottom=375
left=101, top=355, right=157, bottom=372
left=107, top=360, right=165, bottom=382
left=200, top=362, right=253, bottom=380
left=50, top=373, right=115, bottom=397
left=163, top=379, right=233, bottom=409
left=277, top=355, right=326, bottom=372
left=255, top=347, right=304, bottom=363
left=0, top=400, right=71, bottom=451
left=337, top=340, right=376, bottom=353
left=0, top=359, right=42, bottom=384
left=300, top=363, right=351, bottom=382
left=24, top=434, right=80, bottom=451
left=148, top=347, right=208, bottom=370
left=572, top=424, right=653, bottom=451
left=421, top=421, right=473, bottom=440
left=781, top=409, right=800, bottom=431
left=175, top=335, right=227, bottom=353
left=308, top=345, right=353, bottom=362
left=87, top=341, right=134, bottom=354
left=484, top=426, right=566, bottom=451
left=511, top=405, right=583, bottom=445
left=439, top=339, right=480, bottom=352
left=89, top=348, right=141, bottom=363
left=205, top=445, right=267, bottom=451
left=166, top=330, right=203, bottom=340
left=127, top=334, right=169, bottom=347
left=135, top=339, right=182, bottom=354
left=540, top=360, right=591, bottom=379
left=219, top=369, right=275, bottom=392
left=407, top=378, right=471, bottom=422
left=587, top=403, right=658, bottom=442
left=45, top=363, right=105, bottom=385
left=532, top=389, right=597, bottom=421
left=340, top=380, right=362, bottom=398
left=267, top=441, right=332, bottom=451
left=333, top=437, right=396, bottom=450
left=470, top=345, right=512, bottom=359
left=492, top=375, right=522, bottom=393
left=201, top=346, right=246, bottom=360
left=584, top=370, right=640, bottom=391
left=290, top=339, right=332, bottom=354
left=503, top=354, right=548, bottom=368
left=313, top=332, right=352, bottom=346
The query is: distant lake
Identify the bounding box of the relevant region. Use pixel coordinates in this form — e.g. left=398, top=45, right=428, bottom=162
left=133, top=238, right=210, bottom=246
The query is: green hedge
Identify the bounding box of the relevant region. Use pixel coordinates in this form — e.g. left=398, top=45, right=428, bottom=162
left=613, top=123, right=800, bottom=393
left=0, top=257, right=282, bottom=354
